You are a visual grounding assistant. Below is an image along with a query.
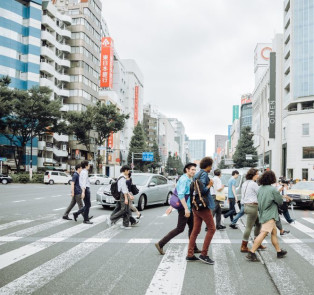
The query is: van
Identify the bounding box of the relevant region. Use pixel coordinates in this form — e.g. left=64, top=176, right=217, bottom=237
left=219, top=168, right=250, bottom=212
left=44, top=171, right=72, bottom=185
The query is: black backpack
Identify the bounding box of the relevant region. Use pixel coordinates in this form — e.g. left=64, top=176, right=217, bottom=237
left=110, top=176, right=124, bottom=200
left=190, top=172, right=209, bottom=211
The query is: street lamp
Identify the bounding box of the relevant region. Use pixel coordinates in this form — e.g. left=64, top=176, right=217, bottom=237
left=250, top=132, right=266, bottom=171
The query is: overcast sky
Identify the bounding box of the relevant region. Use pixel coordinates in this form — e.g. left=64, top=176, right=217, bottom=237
left=102, top=0, right=283, bottom=156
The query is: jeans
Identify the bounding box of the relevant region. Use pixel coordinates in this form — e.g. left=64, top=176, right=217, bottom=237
left=63, top=194, right=83, bottom=217
left=188, top=209, right=216, bottom=257
left=110, top=194, right=131, bottom=227
left=158, top=209, right=194, bottom=248
left=243, top=204, right=261, bottom=241
left=281, top=202, right=294, bottom=223
left=231, top=205, right=244, bottom=225
left=212, top=196, right=222, bottom=227
left=76, top=188, right=91, bottom=221
left=111, top=201, right=136, bottom=225
left=224, top=198, right=236, bottom=222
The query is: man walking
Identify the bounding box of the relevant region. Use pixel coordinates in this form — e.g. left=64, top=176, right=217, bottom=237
left=186, top=157, right=216, bottom=265
left=73, top=161, right=93, bottom=224
left=62, top=164, right=83, bottom=220
left=155, top=163, right=201, bottom=255
left=224, top=170, right=239, bottom=226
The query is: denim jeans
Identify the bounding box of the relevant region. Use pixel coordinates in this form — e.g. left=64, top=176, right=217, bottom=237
left=224, top=198, right=236, bottom=221
left=281, top=202, right=294, bottom=223
left=76, top=187, right=91, bottom=221
left=231, top=205, right=245, bottom=225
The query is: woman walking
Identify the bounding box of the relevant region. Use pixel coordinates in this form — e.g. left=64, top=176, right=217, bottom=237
left=246, top=170, right=287, bottom=262
left=240, top=168, right=266, bottom=252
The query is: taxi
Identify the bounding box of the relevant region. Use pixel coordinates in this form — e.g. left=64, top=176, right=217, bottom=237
left=287, top=181, right=314, bottom=209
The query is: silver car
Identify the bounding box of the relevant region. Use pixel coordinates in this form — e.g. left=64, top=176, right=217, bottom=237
left=89, top=174, right=112, bottom=185
left=96, top=173, right=175, bottom=211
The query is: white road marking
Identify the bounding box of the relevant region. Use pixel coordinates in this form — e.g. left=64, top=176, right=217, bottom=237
left=0, top=219, right=66, bottom=246
left=53, top=207, right=66, bottom=211
left=0, top=215, right=108, bottom=270
left=0, top=220, right=33, bottom=231
left=90, top=205, right=99, bottom=209
left=145, top=244, right=187, bottom=295
left=302, top=217, right=314, bottom=225
left=35, top=197, right=44, bottom=200
left=12, top=200, right=26, bottom=203
left=128, top=238, right=152, bottom=244
left=0, top=226, right=121, bottom=295
left=289, top=220, right=314, bottom=239
left=91, top=200, right=96, bottom=203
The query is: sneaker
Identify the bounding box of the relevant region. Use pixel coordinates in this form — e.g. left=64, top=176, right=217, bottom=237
left=277, top=249, right=288, bottom=258
left=288, top=220, right=295, bottom=224
left=217, top=225, right=226, bottom=230
left=136, top=214, right=142, bottom=220
left=120, top=225, right=132, bottom=230
left=198, top=255, right=215, bottom=265
left=246, top=251, right=259, bottom=262
left=280, top=230, right=290, bottom=236
left=229, top=224, right=238, bottom=229
left=155, top=243, right=165, bottom=255
left=131, top=220, right=140, bottom=226
left=186, top=255, right=199, bottom=262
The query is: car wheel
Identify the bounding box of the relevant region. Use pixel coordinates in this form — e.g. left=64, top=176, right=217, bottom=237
left=138, top=195, right=146, bottom=211
left=2, top=179, right=8, bottom=184
left=165, top=192, right=172, bottom=205
left=49, top=180, right=54, bottom=185
left=68, top=180, right=71, bottom=185
left=95, top=180, right=100, bottom=185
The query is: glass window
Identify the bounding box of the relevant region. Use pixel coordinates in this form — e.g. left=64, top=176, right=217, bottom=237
left=158, top=176, right=167, bottom=185
left=302, top=123, right=309, bottom=135
left=303, top=146, right=314, bottom=159
left=52, top=172, right=58, bottom=176
left=302, top=169, right=309, bottom=181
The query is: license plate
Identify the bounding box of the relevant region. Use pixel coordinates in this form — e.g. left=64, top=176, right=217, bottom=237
left=106, top=197, right=114, bottom=204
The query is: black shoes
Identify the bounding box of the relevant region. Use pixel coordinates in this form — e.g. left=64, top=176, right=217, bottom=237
left=88, top=216, right=93, bottom=220
left=83, top=220, right=93, bottom=224
left=62, top=216, right=72, bottom=220
left=73, top=213, right=78, bottom=222
left=277, top=249, right=288, bottom=258
left=136, top=214, right=142, bottom=220
left=216, top=225, right=226, bottom=230
left=280, top=230, right=290, bottom=236
left=246, top=251, right=259, bottom=262
left=186, top=255, right=199, bottom=262
left=131, top=220, right=140, bottom=226
left=198, top=255, right=215, bottom=265
left=229, top=224, right=238, bottom=229
left=155, top=243, right=165, bottom=255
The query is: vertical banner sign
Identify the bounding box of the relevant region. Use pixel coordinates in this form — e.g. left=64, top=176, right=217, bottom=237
left=269, top=52, right=276, bottom=138
left=108, top=132, right=114, bottom=148
left=134, top=86, right=139, bottom=126
left=232, top=105, right=239, bottom=122
left=100, top=37, right=114, bottom=88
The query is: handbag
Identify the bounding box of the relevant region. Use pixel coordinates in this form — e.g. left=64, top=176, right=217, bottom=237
left=216, top=191, right=225, bottom=201
left=169, top=188, right=189, bottom=210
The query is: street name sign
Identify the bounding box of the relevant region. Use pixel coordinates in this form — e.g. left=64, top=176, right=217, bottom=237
left=142, top=152, right=154, bottom=162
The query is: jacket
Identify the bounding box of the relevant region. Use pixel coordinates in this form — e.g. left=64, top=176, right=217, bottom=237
left=194, top=170, right=215, bottom=210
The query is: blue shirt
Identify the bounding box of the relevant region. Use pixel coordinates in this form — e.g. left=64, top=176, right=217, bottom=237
left=72, top=172, right=82, bottom=195
left=176, top=174, right=192, bottom=210
left=228, top=177, right=237, bottom=199
left=194, top=170, right=215, bottom=210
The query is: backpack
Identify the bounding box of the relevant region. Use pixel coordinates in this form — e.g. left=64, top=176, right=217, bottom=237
left=190, top=172, right=210, bottom=211
left=110, top=176, right=124, bottom=200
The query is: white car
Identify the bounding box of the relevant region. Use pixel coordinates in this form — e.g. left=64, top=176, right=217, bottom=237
left=89, top=174, right=112, bottom=185
left=44, top=171, right=72, bottom=185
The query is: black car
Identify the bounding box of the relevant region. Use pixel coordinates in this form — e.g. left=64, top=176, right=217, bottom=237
left=0, top=174, right=13, bottom=184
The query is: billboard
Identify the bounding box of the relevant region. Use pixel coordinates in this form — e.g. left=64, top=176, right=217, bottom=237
left=100, top=37, right=114, bottom=88
left=108, top=132, right=114, bottom=148
left=232, top=105, right=239, bottom=122
left=134, top=86, right=139, bottom=126
left=241, top=94, right=252, bottom=105
left=269, top=52, right=276, bottom=138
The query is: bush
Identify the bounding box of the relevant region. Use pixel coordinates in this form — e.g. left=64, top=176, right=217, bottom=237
left=16, top=174, right=29, bottom=183
left=11, top=173, right=44, bottom=183
left=31, top=174, right=44, bottom=183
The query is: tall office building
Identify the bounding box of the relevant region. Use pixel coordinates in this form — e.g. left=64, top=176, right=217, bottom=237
left=188, top=139, right=206, bottom=163
left=240, top=93, right=253, bottom=131
left=282, top=0, right=314, bottom=180
left=168, top=118, right=186, bottom=163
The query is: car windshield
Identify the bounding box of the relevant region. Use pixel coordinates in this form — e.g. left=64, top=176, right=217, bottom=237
left=132, top=175, right=150, bottom=186
left=292, top=182, right=314, bottom=190
left=220, top=174, right=241, bottom=187
left=89, top=174, right=96, bottom=177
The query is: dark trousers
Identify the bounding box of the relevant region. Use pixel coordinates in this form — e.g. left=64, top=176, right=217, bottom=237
left=224, top=198, right=236, bottom=222
left=76, top=187, right=91, bottom=221
left=111, top=201, right=136, bottom=225
left=110, top=194, right=131, bottom=227
left=158, top=209, right=194, bottom=248
left=281, top=202, right=293, bottom=223
left=63, top=194, right=83, bottom=217
left=212, top=195, right=222, bottom=227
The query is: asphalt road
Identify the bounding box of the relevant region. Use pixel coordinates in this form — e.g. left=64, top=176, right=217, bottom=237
left=0, top=184, right=313, bottom=295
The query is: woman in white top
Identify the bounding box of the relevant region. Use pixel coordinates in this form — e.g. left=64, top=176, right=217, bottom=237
left=241, top=168, right=266, bottom=253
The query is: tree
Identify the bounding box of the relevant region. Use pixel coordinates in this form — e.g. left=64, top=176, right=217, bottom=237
left=147, top=141, right=161, bottom=172
left=218, top=156, right=228, bottom=169
left=233, top=126, right=258, bottom=168
left=0, top=79, right=64, bottom=172
left=127, top=122, right=147, bottom=171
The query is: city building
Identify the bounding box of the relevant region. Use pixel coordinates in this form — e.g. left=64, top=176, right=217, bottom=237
left=188, top=139, right=206, bottom=163
left=230, top=118, right=240, bottom=157
left=37, top=0, right=72, bottom=171
left=240, top=93, right=253, bottom=131
left=168, top=118, right=186, bottom=163
left=143, top=104, right=158, bottom=148
left=282, top=0, right=314, bottom=180
left=213, top=134, right=228, bottom=167
left=0, top=0, right=43, bottom=171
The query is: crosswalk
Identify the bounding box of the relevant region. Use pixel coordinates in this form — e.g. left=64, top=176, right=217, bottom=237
left=0, top=214, right=313, bottom=294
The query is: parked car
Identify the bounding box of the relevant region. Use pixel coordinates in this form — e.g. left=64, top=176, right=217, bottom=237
left=44, top=171, right=72, bottom=185
left=0, top=174, right=13, bottom=184
left=89, top=174, right=112, bottom=185
left=287, top=181, right=314, bottom=209
left=96, top=173, right=175, bottom=211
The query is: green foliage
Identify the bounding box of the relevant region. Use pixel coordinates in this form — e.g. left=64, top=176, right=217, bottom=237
left=31, top=174, right=44, bottom=183
left=147, top=141, right=161, bottom=171
left=232, top=126, right=258, bottom=168
left=218, top=156, right=228, bottom=169
left=11, top=173, right=44, bottom=183
left=166, top=152, right=184, bottom=175
left=127, top=123, right=147, bottom=171
left=15, top=174, right=29, bottom=183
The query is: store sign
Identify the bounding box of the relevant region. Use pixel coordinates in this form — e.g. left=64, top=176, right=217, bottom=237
left=269, top=52, right=276, bottom=139
left=241, top=94, right=252, bottom=105
left=100, top=37, right=114, bottom=88
left=134, top=86, right=139, bottom=126
left=108, top=132, right=114, bottom=148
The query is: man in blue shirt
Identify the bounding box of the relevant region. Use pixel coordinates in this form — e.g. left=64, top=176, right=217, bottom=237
left=224, top=170, right=239, bottom=225
left=155, top=163, right=201, bottom=255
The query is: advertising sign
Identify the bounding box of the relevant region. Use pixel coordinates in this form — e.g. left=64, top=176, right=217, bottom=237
left=134, top=86, right=139, bottom=126
left=100, top=37, right=114, bottom=88
left=232, top=105, right=239, bottom=122
left=269, top=52, right=276, bottom=139
left=108, top=132, right=114, bottom=148
left=241, top=94, right=252, bottom=105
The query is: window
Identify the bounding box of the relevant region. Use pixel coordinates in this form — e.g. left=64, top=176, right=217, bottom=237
left=302, top=123, right=309, bottom=135
left=302, top=169, right=308, bottom=181
left=52, top=172, right=58, bottom=176
left=158, top=177, right=167, bottom=185
left=303, top=146, right=314, bottom=159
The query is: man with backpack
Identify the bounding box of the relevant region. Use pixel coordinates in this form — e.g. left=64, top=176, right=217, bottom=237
left=186, top=157, right=216, bottom=264
left=155, top=163, right=201, bottom=255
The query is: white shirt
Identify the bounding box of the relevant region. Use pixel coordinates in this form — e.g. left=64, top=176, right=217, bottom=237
left=79, top=169, right=90, bottom=189
left=241, top=180, right=259, bottom=204
left=211, top=176, right=223, bottom=195
left=117, top=174, right=128, bottom=194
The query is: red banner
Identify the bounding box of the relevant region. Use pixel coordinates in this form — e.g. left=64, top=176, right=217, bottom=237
left=134, top=86, right=139, bottom=126
left=100, top=37, right=114, bottom=88
left=108, top=132, right=114, bottom=148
